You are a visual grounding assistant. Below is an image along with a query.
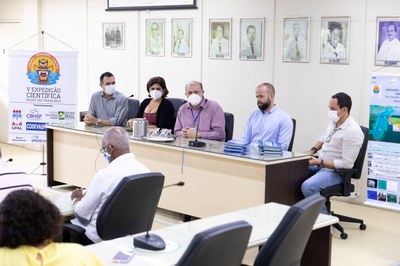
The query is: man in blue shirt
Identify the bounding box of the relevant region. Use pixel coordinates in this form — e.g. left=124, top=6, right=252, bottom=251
left=240, top=82, right=293, bottom=150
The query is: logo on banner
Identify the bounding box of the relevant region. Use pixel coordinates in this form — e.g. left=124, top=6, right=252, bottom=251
left=26, top=122, right=46, bottom=131
left=26, top=108, right=42, bottom=120
left=31, top=135, right=45, bottom=143
left=58, top=111, right=65, bottom=120
left=26, top=52, right=60, bottom=85
left=12, top=109, right=23, bottom=129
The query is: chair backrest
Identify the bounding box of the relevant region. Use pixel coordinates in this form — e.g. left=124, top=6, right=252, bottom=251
left=79, top=111, right=88, bottom=122
left=352, top=126, right=369, bottom=180
left=96, top=172, right=165, bottom=240
left=254, top=194, right=325, bottom=266
left=224, top=112, right=234, bottom=142
left=168, top=98, right=187, bottom=120
left=288, top=118, right=296, bottom=152
left=127, top=98, right=140, bottom=119
left=176, top=220, right=252, bottom=266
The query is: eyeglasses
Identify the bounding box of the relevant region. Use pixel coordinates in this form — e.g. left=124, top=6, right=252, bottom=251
left=326, top=128, right=340, bottom=143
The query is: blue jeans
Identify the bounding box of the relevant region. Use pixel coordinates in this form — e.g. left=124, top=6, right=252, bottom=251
left=301, top=166, right=343, bottom=214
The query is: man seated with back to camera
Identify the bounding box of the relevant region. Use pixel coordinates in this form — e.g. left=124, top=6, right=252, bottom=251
left=301, top=92, right=364, bottom=214
left=174, top=80, right=226, bottom=141
left=84, top=71, right=128, bottom=127
left=67, top=127, right=150, bottom=244
left=240, top=82, right=293, bottom=150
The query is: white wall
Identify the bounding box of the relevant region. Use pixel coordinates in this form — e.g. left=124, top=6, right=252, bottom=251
left=2, top=0, right=400, bottom=204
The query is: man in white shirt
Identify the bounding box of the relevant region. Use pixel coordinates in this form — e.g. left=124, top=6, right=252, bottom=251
left=301, top=92, right=364, bottom=214
left=210, top=24, right=229, bottom=58
left=321, top=22, right=346, bottom=60
left=284, top=23, right=307, bottom=60
left=173, top=29, right=190, bottom=56
left=377, top=23, right=400, bottom=62
left=148, top=22, right=163, bottom=55
left=241, top=25, right=261, bottom=58
left=70, top=127, right=150, bottom=243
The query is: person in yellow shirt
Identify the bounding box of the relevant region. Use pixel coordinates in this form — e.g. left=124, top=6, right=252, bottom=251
left=0, top=190, right=104, bottom=266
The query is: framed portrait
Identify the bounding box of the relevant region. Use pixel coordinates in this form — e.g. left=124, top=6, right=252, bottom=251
left=282, top=17, right=310, bottom=63
left=106, top=0, right=196, bottom=11
left=171, top=18, right=192, bottom=58
left=103, top=22, right=125, bottom=50
left=240, top=18, right=265, bottom=61
left=375, top=17, right=400, bottom=66
left=146, top=19, right=165, bottom=56
left=320, top=17, right=351, bottom=65
left=209, top=18, right=232, bottom=60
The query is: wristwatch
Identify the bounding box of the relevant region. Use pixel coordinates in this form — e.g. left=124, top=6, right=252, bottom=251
left=311, top=147, right=318, bottom=153
left=319, top=159, right=324, bottom=168
left=97, top=118, right=102, bottom=126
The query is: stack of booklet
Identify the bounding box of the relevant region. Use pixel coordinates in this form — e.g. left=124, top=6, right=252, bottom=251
left=223, top=139, right=249, bottom=155
left=258, top=141, right=283, bottom=155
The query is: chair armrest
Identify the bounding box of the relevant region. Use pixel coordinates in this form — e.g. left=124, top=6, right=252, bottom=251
left=63, top=223, right=86, bottom=243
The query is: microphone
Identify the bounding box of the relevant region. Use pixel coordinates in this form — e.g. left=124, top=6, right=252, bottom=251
left=133, top=181, right=185, bottom=251
left=6, top=158, right=13, bottom=163
left=188, top=107, right=206, bottom=147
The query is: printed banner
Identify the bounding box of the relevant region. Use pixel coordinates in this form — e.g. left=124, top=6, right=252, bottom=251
left=8, top=50, right=77, bottom=144
left=367, top=73, right=400, bottom=210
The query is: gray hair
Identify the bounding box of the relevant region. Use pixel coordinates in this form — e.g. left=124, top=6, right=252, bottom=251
left=103, top=127, right=130, bottom=149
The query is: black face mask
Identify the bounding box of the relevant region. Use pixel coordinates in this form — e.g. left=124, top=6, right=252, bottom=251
left=258, top=100, right=270, bottom=111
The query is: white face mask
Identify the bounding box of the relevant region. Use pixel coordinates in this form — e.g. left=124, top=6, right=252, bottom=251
left=328, top=110, right=340, bottom=123
left=104, top=84, right=116, bottom=95
left=188, top=94, right=202, bottom=106
left=150, top=90, right=162, bottom=100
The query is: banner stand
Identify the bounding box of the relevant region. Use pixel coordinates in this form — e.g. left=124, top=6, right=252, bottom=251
left=8, top=31, right=78, bottom=176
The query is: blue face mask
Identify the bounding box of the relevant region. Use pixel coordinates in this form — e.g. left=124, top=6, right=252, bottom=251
left=103, top=151, right=111, bottom=163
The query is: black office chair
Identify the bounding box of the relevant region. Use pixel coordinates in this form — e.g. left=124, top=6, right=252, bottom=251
left=168, top=97, right=187, bottom=120
left=320, top=125, right=368, bottom=239
left=253, top=194, right=325, bottom=266
left=63, top=172, right=165, bottom=245
left=79, top=111, right=88, bottom=122
left=288, top=118, right=296, bottom=151
left=127, top=98, right=140, bottom=119
left=224, top=112, right=234, bottom=142
left=176, top=220, right=252, bottom=266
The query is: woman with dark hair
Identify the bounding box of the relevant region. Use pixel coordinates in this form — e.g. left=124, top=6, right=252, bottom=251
left=128, top=76, right=175, bottom=130
left=0, top=190, right=103, bottom=265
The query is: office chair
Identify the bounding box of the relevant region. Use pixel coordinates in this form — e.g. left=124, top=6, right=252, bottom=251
left=253, top=194, right=325, bottom=266
left=168, top=97, right=187, bottom=120
left=79, top=111, right=88, bottom=122
left=127, top=98, right=140, bottom=119
left=224, top=112, right=234, bottom=142
left=63, top=172, right=165, bottom=245
left=176, top=220, right=252, bottom=266
left=320, top=125, right=368, bottom=239
left=288, top=118, right=296, bottom=151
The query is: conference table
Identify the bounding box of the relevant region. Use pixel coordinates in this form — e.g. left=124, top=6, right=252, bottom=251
left=85, top=202, right=339, bottom=266
left=46, top=124, right=333, bottom=265
left=46, top=123, right=310, bottom=218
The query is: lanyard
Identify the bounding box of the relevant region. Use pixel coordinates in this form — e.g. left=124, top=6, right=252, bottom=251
left=190, top=107, right=203, bottom=127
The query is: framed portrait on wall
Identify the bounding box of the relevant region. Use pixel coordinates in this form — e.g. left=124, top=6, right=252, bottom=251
left=282, top=17, right=310, bottom=63
left=103, top=22, right=125, bottom=50
left=239, top=18, right=264, bottom=61
left=320, top=17, right=350, bottom=65
left=209, top=18, right=232, bottom=60
left=146, top=19, right=165, bottom=56
left=375, top=17, right=400, bottom=66
left=171, top=18, right=192, bottom=57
